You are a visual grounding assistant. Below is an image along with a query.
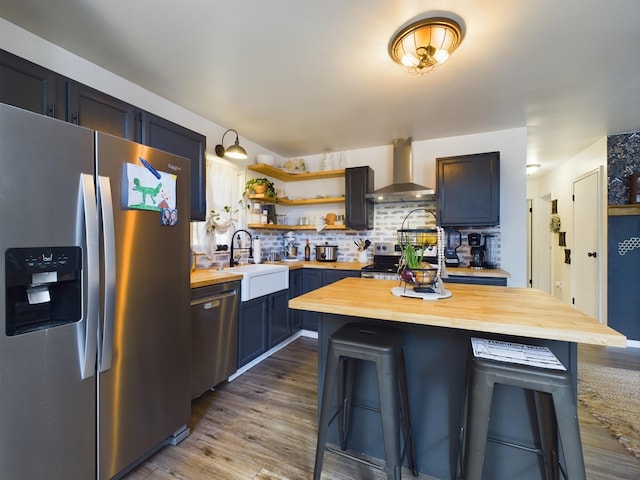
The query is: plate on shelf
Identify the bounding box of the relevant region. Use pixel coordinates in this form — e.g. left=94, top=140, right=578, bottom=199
left=281, top=168, right=307, bottom=174
left=326, top=193, right=342, bottom=198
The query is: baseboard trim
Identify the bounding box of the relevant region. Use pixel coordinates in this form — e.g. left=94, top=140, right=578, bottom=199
left=229, top=329, right=317, bottom=381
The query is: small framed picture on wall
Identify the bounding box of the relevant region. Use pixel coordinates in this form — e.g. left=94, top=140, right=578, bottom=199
left=631, top=174, right=640, bottom=204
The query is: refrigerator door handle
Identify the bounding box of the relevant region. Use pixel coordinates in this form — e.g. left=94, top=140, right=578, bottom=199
left=98, top=175, right=116, bottom=373
left=79, top=173, right=99, bottom=380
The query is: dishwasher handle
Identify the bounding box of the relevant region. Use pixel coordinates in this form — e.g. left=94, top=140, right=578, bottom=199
left=191, top=289, right=237, bottom=308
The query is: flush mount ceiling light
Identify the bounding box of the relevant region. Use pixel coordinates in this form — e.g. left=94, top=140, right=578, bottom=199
left=215, top=129, right=248, bottom=160
left=389, top=15, right=463, bottom=74
left=526, top=164, right=542, bottom=175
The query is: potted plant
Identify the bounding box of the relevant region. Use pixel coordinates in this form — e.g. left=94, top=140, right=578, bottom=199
left=243, top=177, right=276, bottom=199
left=206, top=203, right=240, bottom=235
left=400, top=244, right=437, bottom=289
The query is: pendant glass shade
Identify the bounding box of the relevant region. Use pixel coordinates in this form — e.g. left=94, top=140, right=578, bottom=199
left=390, top=16, right=463, bottom=74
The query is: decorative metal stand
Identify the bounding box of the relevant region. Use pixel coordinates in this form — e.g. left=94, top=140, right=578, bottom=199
left=395, top=208, right=448, bottom=297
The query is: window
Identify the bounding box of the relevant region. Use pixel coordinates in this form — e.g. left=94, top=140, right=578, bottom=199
left=191, top=155, right=245, bottom=252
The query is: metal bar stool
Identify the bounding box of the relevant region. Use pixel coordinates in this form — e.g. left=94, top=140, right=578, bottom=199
left=313, top=322, right=418, bottom=480
left=459, top=338, right=586, bottom=480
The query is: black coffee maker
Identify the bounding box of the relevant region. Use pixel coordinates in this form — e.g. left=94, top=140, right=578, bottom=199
left=468, top=233, right=486, bottom=269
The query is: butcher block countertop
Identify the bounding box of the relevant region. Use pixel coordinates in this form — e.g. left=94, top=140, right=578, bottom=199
left=445, top=266, right=510, bottom=278
left=190, top=261, right=365, bottom=288
left=190, top=269, right=243, bottom=289
left=288, top=277, right=626, bottom=347
left=189, top=262, right=510, bottom=289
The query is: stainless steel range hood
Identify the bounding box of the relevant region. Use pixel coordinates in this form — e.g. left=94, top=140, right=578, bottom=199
left=365, top=137, right=435, bottom=203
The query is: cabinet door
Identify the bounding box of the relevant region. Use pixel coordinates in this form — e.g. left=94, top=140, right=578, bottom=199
left=288, top=270, right=303, bottom=331
left=323, top=269, right=360, bottom=285
left=346, top=166, right=374, bottom=230
left=436, top=152, right=500, bottom=226
left=301, top=269, right=324, bottom=331
left=608, top=215, right=640, bottom=340
left=139, top=111, right=207, bottom=221
left=444, top=275, right=507, bottom=286
left=269, top=289, right=290, bottom=347
left=238, top=297, right=268, bottom=367
left=67, top=81, right=137, bottom=140
left=0, top=50, right=63, bottom=119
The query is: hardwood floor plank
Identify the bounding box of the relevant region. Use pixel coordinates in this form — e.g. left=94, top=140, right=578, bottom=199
left=124, top=337, right=639, bottom=480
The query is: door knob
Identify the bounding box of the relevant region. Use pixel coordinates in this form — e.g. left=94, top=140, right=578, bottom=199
left=587, top=251, right=597, bottom=258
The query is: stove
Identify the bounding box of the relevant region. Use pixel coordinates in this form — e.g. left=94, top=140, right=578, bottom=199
left=361, top=242, right=439, bottom=280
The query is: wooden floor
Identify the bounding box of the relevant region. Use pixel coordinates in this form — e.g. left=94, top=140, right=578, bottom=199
left=123, top=337, right=640, bottom=480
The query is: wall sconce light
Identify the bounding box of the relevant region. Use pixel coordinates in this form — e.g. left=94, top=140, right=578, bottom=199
left=215, top=129, right=248, bottom=160
left=389, top=15, right=464, bottom=74
left=526, top=164, right=541, bottom=175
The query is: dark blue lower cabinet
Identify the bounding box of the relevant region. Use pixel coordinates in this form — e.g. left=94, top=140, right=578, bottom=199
left=238, top=288, right=289, bottom=368
left=301, top=270, right=324, bottom=331
left=299, top=269, right=361, bottom=331
left=444, top=275, right=507, bottom=286
left=288, top=269, right=303, bottom=331
left=608, top=215, right=640, bottom=340
left=268, top=289, right=290, bottom=347
left=238, top=296, right=268, bottom=367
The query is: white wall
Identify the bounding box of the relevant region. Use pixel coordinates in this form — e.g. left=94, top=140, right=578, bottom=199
left=527, top=138, right=607, bottom=311
left=2, top=19, right=528, bottom=287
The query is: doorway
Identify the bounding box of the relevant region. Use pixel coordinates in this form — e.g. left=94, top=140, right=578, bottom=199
left=572, top=168, right=604, bottom=321
left=529, top=194, right=552, bottom=294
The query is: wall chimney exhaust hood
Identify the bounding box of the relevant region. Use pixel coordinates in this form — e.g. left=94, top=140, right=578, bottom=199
left=365, top=137, right=435, bottom=203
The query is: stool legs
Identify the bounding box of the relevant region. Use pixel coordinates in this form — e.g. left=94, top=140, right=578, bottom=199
left=377, top=353, right=402, bottom=480
left=462, top=366, right=495, bottom=480
left=313, top=346, right=340, bottom=480
left=339, top=358, right=357, bottom=451
left=551, top=383, right=586, bottom=479
left=397, top=350, right=419, bottom=477
left=533, top=391, right=560, bottom=480
left=314, top=324, right=418, bottom=480
left=461, top=356, right=586, bottom=480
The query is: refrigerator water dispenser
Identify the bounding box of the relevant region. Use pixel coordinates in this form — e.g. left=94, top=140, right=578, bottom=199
left=5, top=246, right=82, bottom=336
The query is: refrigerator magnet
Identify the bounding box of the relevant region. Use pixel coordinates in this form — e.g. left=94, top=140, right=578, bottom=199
left=161, top=208, right=178, bottom=226
left=122, top=163, right=177, bottom=211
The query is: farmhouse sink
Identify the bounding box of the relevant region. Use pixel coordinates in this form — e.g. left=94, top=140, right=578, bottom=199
left=228, top=264, right=289, bottom=302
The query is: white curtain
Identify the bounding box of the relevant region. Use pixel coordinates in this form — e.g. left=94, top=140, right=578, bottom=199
left=191, top=155, right=245, bottom=252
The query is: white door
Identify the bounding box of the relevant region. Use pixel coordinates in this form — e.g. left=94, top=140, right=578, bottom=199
left=572, top=169, right=602, bottom=320
left=530, top=195, right=553, bottom=294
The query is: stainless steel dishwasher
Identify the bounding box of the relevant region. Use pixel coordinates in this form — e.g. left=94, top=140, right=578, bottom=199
left=190, top=281, right=240, bottom=399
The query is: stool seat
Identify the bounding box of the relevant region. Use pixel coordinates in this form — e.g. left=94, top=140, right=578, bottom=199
left=313, top=323, right=418, bottom=480
left=460, top=338, right=586, bottom=480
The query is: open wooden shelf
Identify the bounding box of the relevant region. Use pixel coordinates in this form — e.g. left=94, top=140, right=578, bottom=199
left=248, top=163, right=345, bottom=181
left=608, top=204, right=640, bottom=216
left=246, top=194, right=345, bottom=206
left=247, top=224, right=347, bottom=231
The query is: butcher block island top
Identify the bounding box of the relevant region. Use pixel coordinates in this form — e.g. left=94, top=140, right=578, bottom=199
left=289, top=277, right=626, bottom=347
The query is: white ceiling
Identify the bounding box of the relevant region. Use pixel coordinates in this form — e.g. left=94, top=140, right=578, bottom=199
left=2, top=0, right=640, bottom=176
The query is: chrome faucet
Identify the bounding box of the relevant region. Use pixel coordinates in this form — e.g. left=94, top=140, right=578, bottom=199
left=230, top=229, right=253, bottom=267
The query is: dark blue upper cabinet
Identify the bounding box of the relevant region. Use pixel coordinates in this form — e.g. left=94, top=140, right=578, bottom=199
left=66, top=80, right=137, bottom=140
left=139, top=111, right=207, bottom=221
left=436, top=151, right=500, bottom=227
left=0, top=50, right=63, bottom=119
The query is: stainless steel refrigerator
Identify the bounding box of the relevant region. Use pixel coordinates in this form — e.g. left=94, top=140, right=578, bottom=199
left=0, top=103, right=191, bottom=479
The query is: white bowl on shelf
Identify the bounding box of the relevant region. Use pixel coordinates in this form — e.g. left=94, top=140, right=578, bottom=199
left=256, top=154, right=275, bottom=166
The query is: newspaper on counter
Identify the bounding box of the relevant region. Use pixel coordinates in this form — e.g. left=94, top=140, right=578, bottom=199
left=471, top=337, right=566, bottom=371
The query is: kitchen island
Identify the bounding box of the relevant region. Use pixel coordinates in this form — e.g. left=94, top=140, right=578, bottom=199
left=289, top=278, right=625, bottom=480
